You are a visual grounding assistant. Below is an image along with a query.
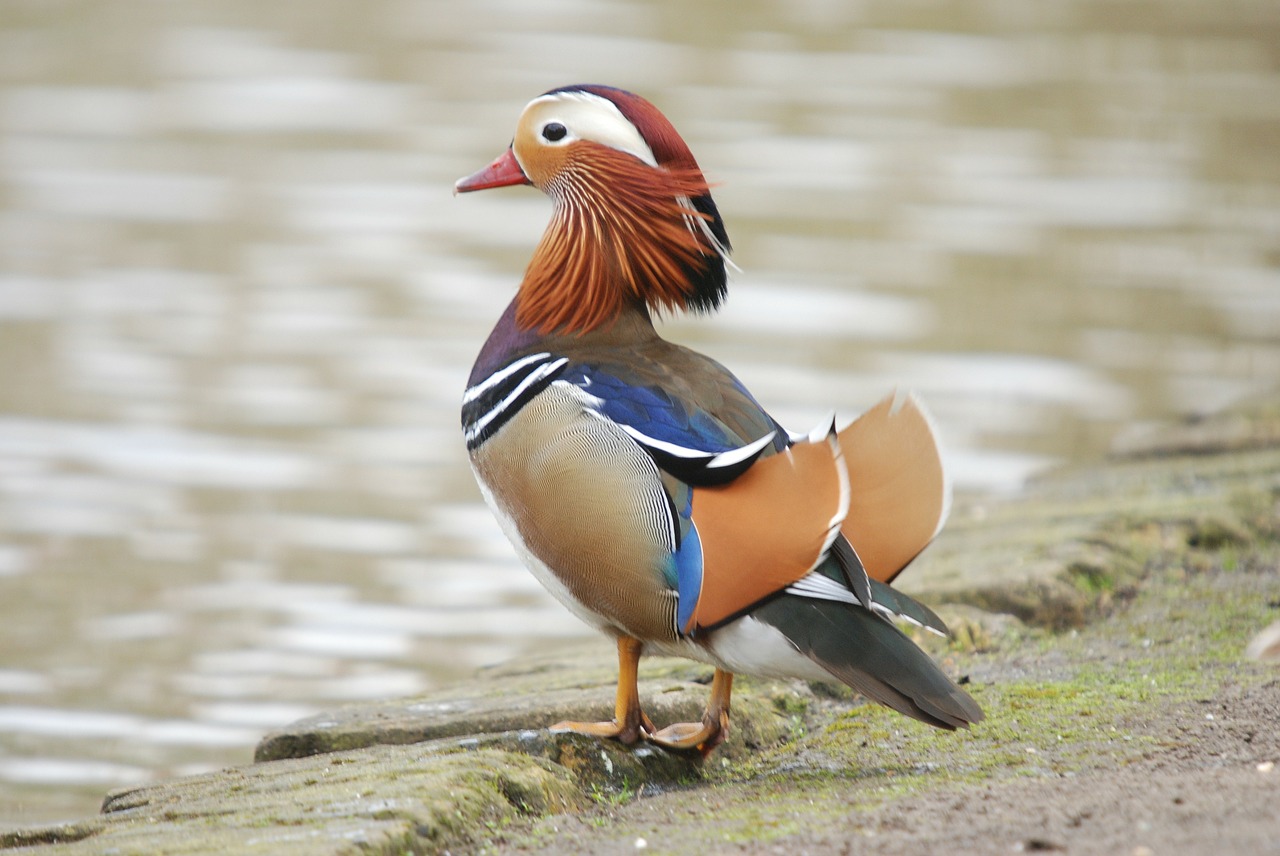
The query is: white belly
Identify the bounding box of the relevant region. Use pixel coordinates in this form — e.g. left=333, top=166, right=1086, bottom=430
left=651, top=615, right=833, bottom=682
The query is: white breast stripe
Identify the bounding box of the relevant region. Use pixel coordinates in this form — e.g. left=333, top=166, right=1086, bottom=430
left=464, top=357, right=569, bottom=444
left=463, top=352, right=555, bottom=404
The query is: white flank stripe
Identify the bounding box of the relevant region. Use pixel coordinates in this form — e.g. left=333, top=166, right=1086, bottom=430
left=619, top=424, right=773, bottom=463
left=618, top=424, right=712, bottom=459
left=707, top=431, right=776, bottom=468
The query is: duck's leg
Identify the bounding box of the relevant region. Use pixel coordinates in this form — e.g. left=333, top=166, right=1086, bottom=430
left=550, top=635, right=654, bottom=744
left=646, top=668, right=733, bottom=757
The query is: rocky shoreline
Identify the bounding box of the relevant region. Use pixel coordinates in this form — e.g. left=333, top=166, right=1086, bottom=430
left=4, top=398, right=1278, bottom=855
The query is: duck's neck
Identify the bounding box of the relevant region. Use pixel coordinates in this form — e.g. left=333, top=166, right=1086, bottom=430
left=468, top=297, right=658, bottom=386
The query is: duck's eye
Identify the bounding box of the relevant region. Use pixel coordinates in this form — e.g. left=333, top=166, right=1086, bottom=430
left=541, top=122, right=568, bottom=142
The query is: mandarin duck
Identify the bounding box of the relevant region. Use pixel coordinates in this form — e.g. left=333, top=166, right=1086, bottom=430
left=455, top=84, right=983, bottom=755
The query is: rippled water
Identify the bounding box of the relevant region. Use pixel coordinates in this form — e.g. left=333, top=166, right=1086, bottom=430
left=1, top=0, right=1278, bottom=826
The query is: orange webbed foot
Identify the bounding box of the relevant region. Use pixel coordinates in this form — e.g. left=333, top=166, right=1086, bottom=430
left=645, top=713, right=727, bottom=757
left=554, top=642, right=736, bottom=758
left=549, top=709, right=656, bottom=745
left=550, top=636, right=656, bottom=745
left=645, top=668, right=734, bottom=758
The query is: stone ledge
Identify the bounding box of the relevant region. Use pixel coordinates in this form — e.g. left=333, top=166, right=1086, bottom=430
left=5, top=397, right=1277, bottom=855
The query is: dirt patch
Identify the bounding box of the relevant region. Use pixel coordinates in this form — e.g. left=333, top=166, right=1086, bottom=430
left=489, top=559, right=1280, bottom=856
left=747, top=680, right=1280, bottom=856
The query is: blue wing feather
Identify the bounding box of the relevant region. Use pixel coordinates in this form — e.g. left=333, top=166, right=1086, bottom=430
left=564, top=361, right=784, bottom=634
left=578, top=369, right=743, bottom=454
left=567, top=364, right=782, bottom=485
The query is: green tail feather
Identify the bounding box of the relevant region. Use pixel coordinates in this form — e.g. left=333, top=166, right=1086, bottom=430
left=826, top=536, right=947, bottom=636
left=812, top=543, right=948, bottom=635
left=868, top=578, right=948, bottom=636
left=754, top=594, right=983, bottom=730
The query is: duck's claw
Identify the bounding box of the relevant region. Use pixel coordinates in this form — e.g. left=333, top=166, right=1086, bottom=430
left=550, top=717, right=647, bottom=745
left=645, top=668, right=733, bottom=757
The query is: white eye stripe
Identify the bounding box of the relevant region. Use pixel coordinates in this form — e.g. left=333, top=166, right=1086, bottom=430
left=522, top=91, right=658, bottom=166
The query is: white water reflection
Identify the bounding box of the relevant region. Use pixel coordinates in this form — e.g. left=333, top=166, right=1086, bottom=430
left=1, top=0, right=1278, bottom=829
left=0, top=707, right=258, bottom=747
left=159, top=28, right=413, bottom=134
left=712, top=280, right=933, bottom=339
left=1202, top=272, right=1280, bottom=341
left=2, top=87, right=152, bottom=137
left=252, top=515, right=421, bottom=555
left=0, top=671, right=50, bottom=694
left=0, top=419, right=328, bottom=490
left=13, top=169, right=231, bottom=222
left=191, top=701, right=318, bottom=729
left=83, top=612, right=181, bottom=642
left=0, top=548, right=30, bottom=579
left=0, top=759, right=151, bottom=787
left=0, top=275, right=59, bottom=319
left=881, top=352, right=1130, bottom=413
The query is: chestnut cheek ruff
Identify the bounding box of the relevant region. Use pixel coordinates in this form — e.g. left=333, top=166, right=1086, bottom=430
left=516, top=142, right=726, bottom=335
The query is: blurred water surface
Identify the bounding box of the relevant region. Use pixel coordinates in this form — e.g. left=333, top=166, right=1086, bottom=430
left=1, top=0, right=1278, bottom=825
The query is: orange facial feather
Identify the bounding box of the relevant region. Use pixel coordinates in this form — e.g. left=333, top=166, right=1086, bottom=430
left=516, top=142, right=720, bottom=335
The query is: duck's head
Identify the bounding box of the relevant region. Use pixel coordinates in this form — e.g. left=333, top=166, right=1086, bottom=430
left=456, top=85, right=732, bottom=335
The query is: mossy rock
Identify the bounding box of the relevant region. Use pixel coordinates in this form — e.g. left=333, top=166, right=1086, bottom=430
left=256, top=649, right=803, bottom=766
